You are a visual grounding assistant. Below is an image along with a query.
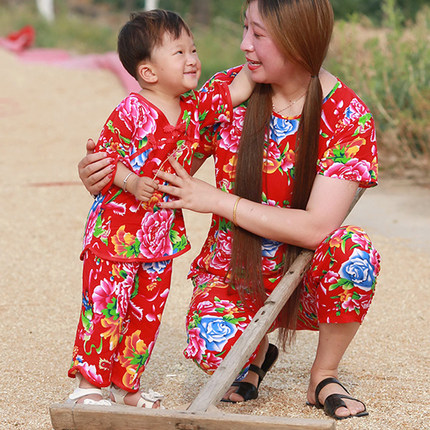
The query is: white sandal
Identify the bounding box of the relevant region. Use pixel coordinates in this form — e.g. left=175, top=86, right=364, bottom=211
left=67, top=387, right=112, bottom=405
left=110, top=385, right=165, bottom=408
left=67, top=373, right=111, bottom=406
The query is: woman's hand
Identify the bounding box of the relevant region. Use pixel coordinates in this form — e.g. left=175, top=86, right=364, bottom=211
left=78, top=139, right=114, bottom=195
left=155, top=157, right=225, bottom=214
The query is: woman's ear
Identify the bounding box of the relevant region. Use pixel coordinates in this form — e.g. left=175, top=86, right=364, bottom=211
left=137, top=63, right=157, bottom=84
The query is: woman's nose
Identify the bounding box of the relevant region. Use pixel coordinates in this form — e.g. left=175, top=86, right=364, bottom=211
left=240, top=29, right=254, bottom=53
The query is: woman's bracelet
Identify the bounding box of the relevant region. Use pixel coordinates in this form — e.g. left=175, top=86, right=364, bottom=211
left=123, top=172, right=133, bottom=192
left=232, top=196, right=242, bottom=226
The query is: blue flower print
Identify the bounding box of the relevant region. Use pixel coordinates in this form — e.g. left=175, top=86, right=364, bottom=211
left=143, top=259, right=171, bottom=274
left=262, top=238, right=281, bottom=258
left=339, top=249, right=376, bottom=290
left=130, top=146, right=151, bottom=170
left=270, top=117, right=299, bottom=141
left=197, top=316, right=236, bottom=352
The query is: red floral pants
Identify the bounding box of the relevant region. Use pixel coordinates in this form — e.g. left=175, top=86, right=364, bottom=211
left=68, top=251, right=172, bottom=392
left=184, top=226, right=381, bottom=374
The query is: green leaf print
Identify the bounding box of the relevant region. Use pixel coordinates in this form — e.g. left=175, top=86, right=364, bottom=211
left=138, top=136, right=149, bottom=150
left=81, top=309, right=93, bottom=332
left=129, top=349, right=149, bottom=368
left=329, top=278, right=354, bottom=291
left=124, top=237, right=141, bottom=258
left=93, top=216, right=105, bottom=239
left=219, top=218, right=232, bottom=232
left=223, top=314, right=246, bottom=325
left=102, top=298, right=119, bottom=320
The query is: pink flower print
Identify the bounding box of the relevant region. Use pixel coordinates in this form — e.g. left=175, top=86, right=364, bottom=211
left=197, top=300, right=217, bottom=313
left=184, top=327, right=206, bottom=362
left=339, top=290, right=359, bottom=312
left=324, top=158, right=372, bottom=183
left=280, top=148, right=295, bottom=172
left=137, top=209, right=174, bottom=259
left=205, top=351, right=223, bottom=371
left=115, top=276, right=134, bottom=319
left=118, top=95, right=158, bottom=141
left=93, top=279, right=115, bottom=315
left=211, top=230, right=233, bottom=271
left=79, top=363, right=104, bottom=385
left=219, top=107, right=246, bottom=151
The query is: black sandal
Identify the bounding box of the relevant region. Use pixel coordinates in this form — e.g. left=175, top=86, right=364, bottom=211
left=310, top=377, right=369, bottom=420
left=221, top=343, right=279, bottom=403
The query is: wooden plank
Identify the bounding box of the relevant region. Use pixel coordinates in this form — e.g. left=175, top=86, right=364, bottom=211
left=49, top=403, right=335, bottom=430
left=187, top=250, right=313, bottom=413
left=50, top=190, right=365, bottom=429
left=187, top=188, right=365, bottom=413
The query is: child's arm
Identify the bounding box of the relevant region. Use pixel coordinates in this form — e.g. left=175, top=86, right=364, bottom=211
left=228, top=65, right=255, bottom=107
left=114, top=162, right=158, bottom=202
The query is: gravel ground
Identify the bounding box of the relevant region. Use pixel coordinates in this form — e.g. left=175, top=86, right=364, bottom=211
left=1, top=49, right=429, bottom=430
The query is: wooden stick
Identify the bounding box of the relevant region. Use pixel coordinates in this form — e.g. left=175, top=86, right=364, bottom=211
left=187, top=188, right=365, bottom=413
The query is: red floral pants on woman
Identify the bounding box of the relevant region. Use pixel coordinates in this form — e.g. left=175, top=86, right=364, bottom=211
left=183, top=226, right=381, bottom=374
left=68, top=251, right=172, bottom=391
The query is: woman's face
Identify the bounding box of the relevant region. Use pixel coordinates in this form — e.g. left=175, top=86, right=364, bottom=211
left=240, top=1, right=290, bottom=85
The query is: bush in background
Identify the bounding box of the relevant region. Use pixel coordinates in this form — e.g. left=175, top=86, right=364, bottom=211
left=1, top=0, right=429, bottom=180
left=327, top=0, right=430, bottom=179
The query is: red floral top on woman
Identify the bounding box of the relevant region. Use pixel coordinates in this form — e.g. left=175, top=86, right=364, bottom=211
left=190, top=66, right=378, bottom=282
left=82, top=82, right=232, bottom=262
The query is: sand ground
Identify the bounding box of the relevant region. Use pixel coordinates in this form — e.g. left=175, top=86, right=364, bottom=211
left=0, top=48, right=429, bottom=429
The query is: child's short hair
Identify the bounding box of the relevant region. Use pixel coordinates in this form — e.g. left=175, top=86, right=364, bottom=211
left=118, top=9, right=192, bottom=80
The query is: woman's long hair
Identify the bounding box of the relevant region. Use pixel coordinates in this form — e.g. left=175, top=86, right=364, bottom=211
left=230, top=0, right=334, bottom=347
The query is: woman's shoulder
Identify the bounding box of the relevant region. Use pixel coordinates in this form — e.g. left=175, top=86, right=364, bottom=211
left=322, top=71, right=371, bottom=112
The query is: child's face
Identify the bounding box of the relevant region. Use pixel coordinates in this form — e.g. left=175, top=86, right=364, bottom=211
left=150, top=29, right=201, bottom=95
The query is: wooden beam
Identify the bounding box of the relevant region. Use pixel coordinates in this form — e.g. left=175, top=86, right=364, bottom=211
left=50, top=403, right=335, bottom=430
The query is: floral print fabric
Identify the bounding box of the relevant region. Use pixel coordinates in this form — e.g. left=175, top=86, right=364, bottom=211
left=82, top=82, right=232, bottom=263
left=185, top=226, right=380, bottom=374
left=190, top=66, right=378, bottom=280
left=69, top=251, right=173, bottom=390
left=183, top=67, right=380, bottom=373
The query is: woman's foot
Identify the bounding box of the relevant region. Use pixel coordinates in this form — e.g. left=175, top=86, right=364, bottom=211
left=110, top=384, right=164, bottom=408
left=307, top=375, right=368, bottom=419
left=222, top=340, right=278, bottom=403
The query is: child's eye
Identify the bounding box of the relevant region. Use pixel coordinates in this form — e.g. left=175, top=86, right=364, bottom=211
left=176, top=50, right=183, bottom=55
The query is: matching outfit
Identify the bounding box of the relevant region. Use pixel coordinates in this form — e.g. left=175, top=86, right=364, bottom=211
left=69, top=82, right=233, bottom=391
left=70, top=66, right=382, bottom=390
left=184, top=67, right=381, bottom=374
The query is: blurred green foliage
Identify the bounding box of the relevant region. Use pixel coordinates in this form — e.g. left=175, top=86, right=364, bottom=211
left=1, top=0, right=429, bottom=178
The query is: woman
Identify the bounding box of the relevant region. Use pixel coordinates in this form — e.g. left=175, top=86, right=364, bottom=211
left=79, top=0, right=380, bottom=420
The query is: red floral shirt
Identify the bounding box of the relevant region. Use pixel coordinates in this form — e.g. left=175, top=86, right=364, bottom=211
left=190, top=66, right=378, bottom=281
left=82, top=82, right=232, bottom=262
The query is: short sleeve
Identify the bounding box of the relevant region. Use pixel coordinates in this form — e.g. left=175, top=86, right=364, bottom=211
left=317, top=97, right=378, bottom=188
left=194, top=67, right=242, bottom=160
left=96, top=98, right=135, bottom=194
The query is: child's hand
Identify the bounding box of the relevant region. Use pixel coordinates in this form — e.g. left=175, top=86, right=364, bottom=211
left=128, top=175, right=158, bottom=202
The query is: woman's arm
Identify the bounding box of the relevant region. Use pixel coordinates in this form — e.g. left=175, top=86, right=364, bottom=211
left=78, top=139, right=114, bottom=195
left=156, top=157, right=358, bottom=250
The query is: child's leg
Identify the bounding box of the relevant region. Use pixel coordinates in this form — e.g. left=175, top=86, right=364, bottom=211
left=110, top=259, right=173, bottom=406
left=68, top=252, right=139, bottom=393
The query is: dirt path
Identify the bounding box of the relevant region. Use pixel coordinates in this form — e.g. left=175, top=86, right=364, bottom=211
left=1, top=48, right=429, bottom=429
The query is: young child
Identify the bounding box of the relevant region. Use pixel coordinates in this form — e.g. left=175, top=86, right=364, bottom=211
left=67, top=9, right=254, bottom=408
